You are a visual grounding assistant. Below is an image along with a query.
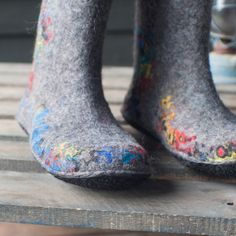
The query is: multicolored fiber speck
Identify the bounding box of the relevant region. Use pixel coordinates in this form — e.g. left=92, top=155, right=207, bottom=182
left=30, top=106, right=149, bottom=178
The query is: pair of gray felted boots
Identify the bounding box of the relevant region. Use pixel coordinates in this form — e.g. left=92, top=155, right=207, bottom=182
left=17, top=0, right=236, bottom=189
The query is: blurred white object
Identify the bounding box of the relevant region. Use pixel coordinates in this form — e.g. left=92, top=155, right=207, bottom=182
left=210, top=0, right=236, bottom=84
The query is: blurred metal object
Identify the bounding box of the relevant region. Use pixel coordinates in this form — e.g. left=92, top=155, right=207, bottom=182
left=211, top=0, right=236, bottom=43
left=210, top=0, right=236, bottom=84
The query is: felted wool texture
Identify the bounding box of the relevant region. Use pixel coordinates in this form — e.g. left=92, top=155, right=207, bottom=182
left=123, top=0, right=236, bottom=172
left=17, top=0, right=150, bottom=188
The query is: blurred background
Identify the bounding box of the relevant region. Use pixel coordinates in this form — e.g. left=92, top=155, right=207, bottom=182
left=1, top=0, right=236, bottom=84
left=0, top=0, right=134, bottom=66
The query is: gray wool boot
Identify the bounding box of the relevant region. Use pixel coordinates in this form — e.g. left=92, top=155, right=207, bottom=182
left=17, top=0, right=150, bottom=189
left=123, top=0, right=236, bottom=176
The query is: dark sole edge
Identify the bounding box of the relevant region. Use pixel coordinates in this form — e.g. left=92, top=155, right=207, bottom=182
left=174, top=154, right=236, bottom=178
left=55, top=173, right=151, bottom=190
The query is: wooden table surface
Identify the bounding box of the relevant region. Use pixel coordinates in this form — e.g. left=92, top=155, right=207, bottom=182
left=0, top=63, right=236, bottom=236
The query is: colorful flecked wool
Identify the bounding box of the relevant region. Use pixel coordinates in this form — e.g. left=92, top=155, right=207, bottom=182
left=122, top=0, right=236, bottom=175
left=17, top=0, right=150, bottom=189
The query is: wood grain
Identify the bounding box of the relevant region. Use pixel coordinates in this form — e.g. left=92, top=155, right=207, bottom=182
left=0, top=171, right=235, bottom=236
left=0, top=63, right=236, bottom=235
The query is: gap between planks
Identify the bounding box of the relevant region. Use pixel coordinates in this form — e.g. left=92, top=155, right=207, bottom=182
left=0, top=88, right=236, bottom=119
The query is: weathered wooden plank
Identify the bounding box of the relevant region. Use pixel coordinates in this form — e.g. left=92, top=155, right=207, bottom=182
left=0, top=74, right=28, bottom=87
left=105, top=90, right=126, bottom=104
left=2, top=78, right=236, bottom=96
left=0, top=171, right=235, bottom=236
left=102, top=67, right=133, bottom=89
left=0, top=224, right=170, bottom=236
left=1, top=64, right=236, bottom=90
left=0, top=119, right=127, bottom=140
left=0, top=119, right=27, bottom=140
left=0, top=140, right=41, bottom=173
left=1, top=85, right=236, bottom=111
left=0, top=101, right=19, bottom=119
left=0, top=64, right=133, bottom=74
left=0, top=115, right=123, bottom=140
left=1, top=64, right=236, bottom=93
left=0, top=224, right=138, bottom=236
left=0, top=87, right=24, bottom=101
left=216, top=84, right=236, bottom=93
left=0, top=140, right=43, bottom=173
left=0, top=63, right=31, bottom=73
left=0, top=66, right=132, bottom=85
left=0, top=101, right=123, bottom=121
left=219, top=94, right=236, bottom=108
left=2, top=100, right=236, bottom=121
left=0, top=141, right=30, bottom=161
left=0, top=87, right=126, bottom=105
